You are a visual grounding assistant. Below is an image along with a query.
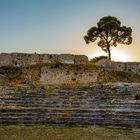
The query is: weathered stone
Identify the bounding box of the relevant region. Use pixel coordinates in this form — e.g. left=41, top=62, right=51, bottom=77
left=42, top=54, right=51, bottom=63
left=0, top=83, right=140, bottom=128
left=0, top=53, right=13, bottom=66
left=74, top=55, right=89, bottom=64
left=58, top=54, right=75, bottom=64
left=0, top=53, right=89, bottom=66
left=39, top=65, right=98, bottom=85
left=0, top=55, right=140, bottom=128
left=97, top=59, right=140, bottom=75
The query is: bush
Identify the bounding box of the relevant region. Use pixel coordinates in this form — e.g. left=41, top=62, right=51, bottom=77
left=0, top=65, right=22, bottom=80
left=90, top=56, right=108, bottom=63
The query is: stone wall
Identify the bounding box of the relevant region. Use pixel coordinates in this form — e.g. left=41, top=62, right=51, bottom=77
left=0, top=53, right=89, bottom=66
left=39, top=65, right=99, bottom=85
left=0, top=56, right=140, bottom=128
left=0, top=64, right=100, bottom=85
left=97, top=59, right=140, bottom=75
left=0, top=62, right=140, bottom=86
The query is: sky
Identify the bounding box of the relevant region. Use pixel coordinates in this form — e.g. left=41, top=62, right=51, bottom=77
left=0, top=0, right=140, bottom=61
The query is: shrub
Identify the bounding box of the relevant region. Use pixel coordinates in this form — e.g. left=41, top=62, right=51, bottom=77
left=53, top=61, right=63, bottom=68
left=0, top=65, right=22, bottom=80
left=90, top=56, right=108, bottom=63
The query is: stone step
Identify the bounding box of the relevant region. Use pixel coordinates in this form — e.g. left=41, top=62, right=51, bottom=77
left=0, top=112, right=139, bottom=120
left=0, top=108, right=139, bottom=115
left=0, top=96, right=139, bottom=102
left=0, top=84, right=140, bottom=128
left=0, top=102, right=139, bottom=108
left=0, top=117, right=139, bottom=128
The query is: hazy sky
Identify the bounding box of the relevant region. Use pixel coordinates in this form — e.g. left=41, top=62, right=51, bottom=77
left=0, top=0, right=140, bottom=61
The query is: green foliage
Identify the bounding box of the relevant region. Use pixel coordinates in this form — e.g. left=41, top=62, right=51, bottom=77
left=53, top=61, right=63, bottom=68
left=84, top=16, right=133, bottom=60
left=0, top=65, right=22, bottom=80
left=90, top=56, right=107, bottom=63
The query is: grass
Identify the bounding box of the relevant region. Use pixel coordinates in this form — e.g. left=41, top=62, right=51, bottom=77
left=107, top=70, right=140, bottom=82
left=0, top=125, right=140, bottom=140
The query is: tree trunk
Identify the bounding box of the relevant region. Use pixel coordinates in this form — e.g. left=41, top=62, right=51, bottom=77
left=107, top=47, right=111, bottom=60
left=105, top=38, right=111, bottom=60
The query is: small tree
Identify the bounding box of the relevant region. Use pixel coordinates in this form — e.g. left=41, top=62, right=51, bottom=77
left=84, top=16, right=132, bottom=60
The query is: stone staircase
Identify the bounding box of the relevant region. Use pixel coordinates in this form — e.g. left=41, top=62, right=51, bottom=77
left=0, top=83, right=140, bottom=128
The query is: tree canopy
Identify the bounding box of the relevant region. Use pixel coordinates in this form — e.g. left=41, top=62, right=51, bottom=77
left=84, top=16, right=132, bottom=60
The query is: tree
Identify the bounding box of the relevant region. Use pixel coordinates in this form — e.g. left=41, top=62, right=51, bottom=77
left=84, top=16, right=132, bottom=60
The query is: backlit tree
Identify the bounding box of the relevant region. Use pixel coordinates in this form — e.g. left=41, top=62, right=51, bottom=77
left=84, top=16, right=132, bottom=60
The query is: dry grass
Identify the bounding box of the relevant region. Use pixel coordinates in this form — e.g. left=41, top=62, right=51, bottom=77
left=0, top=125, right=140, bottom=140
left=107, top=70, right=140, bottom=83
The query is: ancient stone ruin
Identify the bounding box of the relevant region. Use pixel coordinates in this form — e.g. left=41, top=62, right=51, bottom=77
left=97, top=59, right=140, bottom=75
left=0, top=53, right=89, bottom=66
left=0, top=53, right=140, bottom=129
left=0, top=83, right=140, bottom=129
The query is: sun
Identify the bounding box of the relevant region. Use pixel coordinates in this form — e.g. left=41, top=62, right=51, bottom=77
left=90, top=49, right=130, bottom=62
left=111, top=50, right=130, bottom=62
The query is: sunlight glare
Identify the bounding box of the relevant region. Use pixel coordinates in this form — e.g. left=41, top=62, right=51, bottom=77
left=111, top=50, right=130, bottom=62
left=90, top=49, right=130, bottom=62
